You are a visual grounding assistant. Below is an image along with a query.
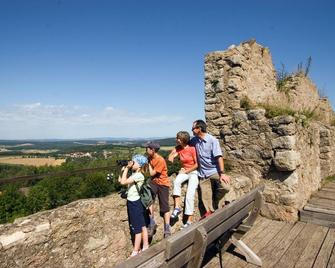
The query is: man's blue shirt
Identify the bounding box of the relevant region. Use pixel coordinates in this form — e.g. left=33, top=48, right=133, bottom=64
left=190, top=133, right=222, bottom=178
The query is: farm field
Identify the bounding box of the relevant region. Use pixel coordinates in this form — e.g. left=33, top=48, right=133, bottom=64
left=0, top=156, right=66, bottom=167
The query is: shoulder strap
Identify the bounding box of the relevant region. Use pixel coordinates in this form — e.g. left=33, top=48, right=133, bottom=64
left=134, top=180, right=141, bottom=195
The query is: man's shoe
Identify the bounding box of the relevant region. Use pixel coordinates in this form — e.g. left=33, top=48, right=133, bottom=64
left=180, top=222, right=192, bottom=230
left=200, top=210, right=213, bottom=220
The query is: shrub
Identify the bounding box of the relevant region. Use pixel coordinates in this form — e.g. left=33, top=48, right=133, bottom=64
left=276, top=63, right=292, bottom=93
left=240, top=96, right=254, bottom=110
left=259, top=103, right=295, bottom=118
left=26, top=185, right=51, bottom=213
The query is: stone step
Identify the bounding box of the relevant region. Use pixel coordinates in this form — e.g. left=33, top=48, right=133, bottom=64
left=324, top=181, right=335, bottom=189
left=312, top=190, right=335, bottom=201
left=300, top=209, right=335, bottom=228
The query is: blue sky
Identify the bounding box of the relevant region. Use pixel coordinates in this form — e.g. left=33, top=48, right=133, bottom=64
left=0, top=0, right=334, bottom=139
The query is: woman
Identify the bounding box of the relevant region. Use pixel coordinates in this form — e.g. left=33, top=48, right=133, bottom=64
left=168, top=131, right=199, bottom=228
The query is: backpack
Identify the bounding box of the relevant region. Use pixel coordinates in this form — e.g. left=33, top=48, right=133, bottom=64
left=134, top=179, right=153, bottom=209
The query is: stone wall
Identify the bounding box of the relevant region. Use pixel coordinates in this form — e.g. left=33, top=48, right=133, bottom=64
left=205, top=40, right=335, bottom=221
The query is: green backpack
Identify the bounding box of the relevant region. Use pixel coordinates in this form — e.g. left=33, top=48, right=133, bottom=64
left=134, top=179, right=153, bottom=209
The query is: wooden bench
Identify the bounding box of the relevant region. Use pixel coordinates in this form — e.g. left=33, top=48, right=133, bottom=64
left=116, top=185, right=265, bottom=268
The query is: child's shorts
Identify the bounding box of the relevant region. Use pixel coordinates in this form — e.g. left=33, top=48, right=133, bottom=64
left=127, top=199, right=149, bottom=234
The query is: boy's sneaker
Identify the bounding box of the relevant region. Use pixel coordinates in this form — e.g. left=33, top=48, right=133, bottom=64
left=164, top=225, right=171, bottom=238
left=170, top=207, right=181, bottom=219
left=148, top=223, right=157, bottom=238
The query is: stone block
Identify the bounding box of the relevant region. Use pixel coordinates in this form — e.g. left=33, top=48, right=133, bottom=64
left=273, top=124, right=296, bottom=136
left=205, top=97, right=218, bottom=104
left=319, top=128, right=330, bottom=137
left=228, top=99, right=241, bottom=109
left=320, top=138, right=331, bottom=147
left=274, top=151, right=301, bottom=171
left=319, top=152, right=331, bottom=160
left=283, top=172, right=299, bottom=187
left=228, top=66, right=244, bottom=77
left=247, top=109, right=266, bottom=120
left=227, top=78, right=241, bottom=90
left=279, top=193, right=297, bottom=206
left=205, top=104, right=216, bottom=112
left=220, top=126, right=232, bottom=137
left=205, top=112, right=220, bottom=120
left=320, top=146, right=331, bottom=153
left=233, top=111, right=248, bottom=121
left=219, top=106, right=230, bottom=116
left=225, top=55, right=242, bottom=67
left=212, top=117, right=231, bottom=126
left=270, top=116, right=295, bottom=125
left=261, top=202, right=298, bottom=222
left=272, top=136, right=296, bottom=150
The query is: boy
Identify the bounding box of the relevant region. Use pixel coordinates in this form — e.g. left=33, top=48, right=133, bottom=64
left=143, top=141, right=171, bottom=238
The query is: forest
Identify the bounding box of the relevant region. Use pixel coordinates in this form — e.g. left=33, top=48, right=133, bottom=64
left=0, top=141, right=180, bottom=224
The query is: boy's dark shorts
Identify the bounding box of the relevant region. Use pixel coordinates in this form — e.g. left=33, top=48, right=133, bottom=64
left=127, top=199, right=149, bottom=234
left=149, top=182, right=170, bottom=214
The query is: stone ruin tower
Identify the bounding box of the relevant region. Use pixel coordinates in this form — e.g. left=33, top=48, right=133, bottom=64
left=204, top=40, right=335, bottom=221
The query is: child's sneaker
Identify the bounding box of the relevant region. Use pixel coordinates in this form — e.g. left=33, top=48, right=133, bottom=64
left=128, top=250, right=140, bottom=259
left=180, top=222, right=192, bottom=230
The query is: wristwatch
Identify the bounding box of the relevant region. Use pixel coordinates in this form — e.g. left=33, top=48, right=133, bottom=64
left=218, top=170, right=224, bottom=175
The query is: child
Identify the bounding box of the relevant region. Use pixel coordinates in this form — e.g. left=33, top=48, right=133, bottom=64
left=118, top=154, right=149, bottom=257
left=143, top=141, right=171, bottom=238
left=168, top=131, right=199, bottom=228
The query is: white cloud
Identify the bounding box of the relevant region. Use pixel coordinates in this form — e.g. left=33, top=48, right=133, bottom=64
left=0, top=103, right=186, bottom=139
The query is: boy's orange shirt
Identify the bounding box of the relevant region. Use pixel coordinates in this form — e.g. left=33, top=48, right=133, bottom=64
left=150, top=153, right=170, bottom=186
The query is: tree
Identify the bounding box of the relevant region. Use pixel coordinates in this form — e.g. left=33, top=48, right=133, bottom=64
left=0, top=185, right=27, bottom=223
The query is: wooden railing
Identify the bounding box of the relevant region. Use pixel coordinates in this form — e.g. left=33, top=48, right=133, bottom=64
left=116, top=185, right=265, bottom=268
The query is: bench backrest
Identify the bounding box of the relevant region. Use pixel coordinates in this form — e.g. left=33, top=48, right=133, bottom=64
left=116, top=185, right=264, bottom=268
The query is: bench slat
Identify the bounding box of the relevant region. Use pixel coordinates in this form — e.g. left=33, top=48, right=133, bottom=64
left=206, top=202, right=254, bottom=244
left=165, top=186, right=263, bottom=259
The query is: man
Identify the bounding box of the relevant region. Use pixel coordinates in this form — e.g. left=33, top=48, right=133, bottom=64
left=143, top=141, right=171, bottom=238
left=190, top=119, right=230, bottom=218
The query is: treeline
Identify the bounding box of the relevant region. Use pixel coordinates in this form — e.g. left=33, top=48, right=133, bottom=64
left=0, top=149, right=181, bottom=224
left=0, top=157, right=122, bottom=224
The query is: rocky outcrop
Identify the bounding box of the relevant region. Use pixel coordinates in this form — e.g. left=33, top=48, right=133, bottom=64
left=205, top=40, right=335, bottom=222
left=0, top=173, right=253, bottom=268
left=0, top=194, right=131, bottom=268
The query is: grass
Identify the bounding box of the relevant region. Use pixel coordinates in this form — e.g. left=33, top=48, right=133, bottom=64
left=259, top=104, right=296, bottom=118
left=211, top=79, right=219, bottom=90
left=239, top=96, right=318, bottom=127
left=276, top=63, right=292, bottom=93
left=240, top=96, right=255, bottom=110
left=324, top=174, right=335, bottom=182
left=331, top=116, right=335, bottom=127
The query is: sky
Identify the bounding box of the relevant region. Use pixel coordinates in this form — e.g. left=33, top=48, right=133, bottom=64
left=0, top=0, right=334, bottom=139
